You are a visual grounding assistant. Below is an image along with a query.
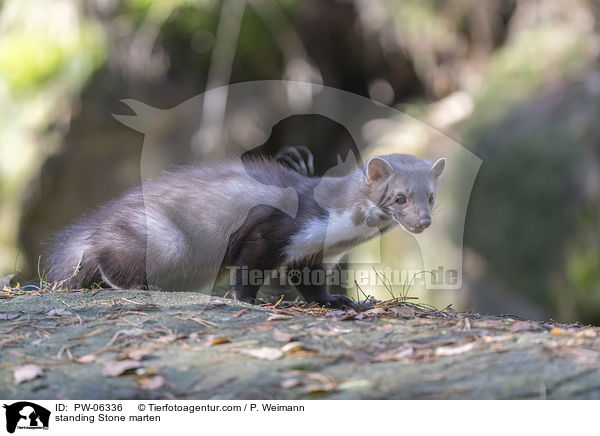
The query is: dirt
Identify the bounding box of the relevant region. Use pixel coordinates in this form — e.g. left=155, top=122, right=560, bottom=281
left=1, top=288, right=600, bottom=399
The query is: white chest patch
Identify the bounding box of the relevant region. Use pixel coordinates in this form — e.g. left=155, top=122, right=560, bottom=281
left=284, top=209, right=382, bottom=264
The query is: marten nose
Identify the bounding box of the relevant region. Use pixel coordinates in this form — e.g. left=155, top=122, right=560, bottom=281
left=419, top=217, right=432, bottom=228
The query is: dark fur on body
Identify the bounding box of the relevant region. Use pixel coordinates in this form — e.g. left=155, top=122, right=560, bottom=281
left=46, top=154, right=445, bottom=307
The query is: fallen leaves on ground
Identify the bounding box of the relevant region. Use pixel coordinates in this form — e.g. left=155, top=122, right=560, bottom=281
left=302, top=372, right=337, bottom=394
left=4, top=289, right=600, bottom=400
left=280, top=378, right=302, bottom=389
left=138, top=375, right=166, bottom=390
left=102, top=360, right=141, bottom=377
left=456, top=318, right=471, bottom=330
left=239, top=347, right=284, bottom=360
left=206, top=336, right=230, bottom=346
left=392, top=306, right=416, bottom=318
left=577, top=328, right=597, bottom=338
left=509, top=320, right=543, bottom=332
left=267, top=313, right=295, bottom=321
left=73, top=354, right=96, bottom=364
left=280, top=341, right=315, bottom=354
left=435, top=342, right=476, bottom=356
left=376, top=346, right=414, bottom=361
left=46, top=309, right=73, bottom=317
left=338, top=379, right=372, bottom=391
left=273, top=330, right=296, bottom=343
left=14, top=364, right=43, bottom=384
left=154, top=333, right=183, bottom=344
left=120, top=345, right=154, bottom=361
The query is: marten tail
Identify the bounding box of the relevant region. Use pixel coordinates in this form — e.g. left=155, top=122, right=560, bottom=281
left=44, top=221, right=99, bottom=288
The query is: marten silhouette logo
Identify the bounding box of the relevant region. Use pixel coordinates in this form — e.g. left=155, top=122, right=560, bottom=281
left=3, top=402, right=50, bottom=434
left=115, top=81, right=481, bottom=293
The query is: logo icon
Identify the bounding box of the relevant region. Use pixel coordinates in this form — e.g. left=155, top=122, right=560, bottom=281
left=3, top=402, right=50, bottom=434
left=114, top=81, right=481, bottom=294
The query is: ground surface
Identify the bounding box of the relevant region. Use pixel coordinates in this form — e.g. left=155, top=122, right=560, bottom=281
left=1, top=288, right=600, bottom=399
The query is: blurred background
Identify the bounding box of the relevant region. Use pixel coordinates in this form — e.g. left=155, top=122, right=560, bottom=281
left=1, top=0, right=599, bottom=323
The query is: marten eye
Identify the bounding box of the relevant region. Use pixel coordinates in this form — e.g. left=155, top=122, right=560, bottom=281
left=428, top=193, right=434, bottom=204
left=395, top=194, right=407, bottom=205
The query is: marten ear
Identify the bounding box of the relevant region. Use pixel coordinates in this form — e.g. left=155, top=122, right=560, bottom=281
left=366, top=157, right=393, bottom=183
left=431, top=158, right=446, bottom=180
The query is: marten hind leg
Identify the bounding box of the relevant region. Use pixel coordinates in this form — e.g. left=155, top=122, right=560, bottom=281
left=96, top=249, right=148, bottom=290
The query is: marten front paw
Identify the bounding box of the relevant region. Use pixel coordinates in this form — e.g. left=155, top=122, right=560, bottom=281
left=237, top=296, right=265, bottom=305
left=321, top=294, right=358, bottom=309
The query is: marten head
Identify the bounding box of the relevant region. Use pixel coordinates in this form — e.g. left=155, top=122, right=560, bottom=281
left=364, top=154, right=445, bottom=234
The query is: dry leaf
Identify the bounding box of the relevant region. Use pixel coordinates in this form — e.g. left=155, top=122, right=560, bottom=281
left=377, top=346, right=414, bottom=361
left=280, top=342, right=307, bottom=353
left=457, top=318, right=471, bottom=330
left=74, top=354, right=96, bottom=364
left=255, top=321, right=280, bottom=331
left=121, top=345, right=153, bottom=361
left=353, top=351, right=376, bottom=364
left=14, top=364, right=43, bottom=385
left=135, top=367, right=157, bottom=376
left=551, top=328, right=562, bottom=335
left=481, top=334, right=512, bottom=343
left=102, top=360, right=141, bottom=377
left=310, top=328, right=338, bottom=337
left=577, top=328, right=597, bottom=338
left=314, top=328, right=352, bottom=342
left=155, top=334, right=179, bottom=343
left=267, top=313, right=294, bottom=321
left=46, top=309, right=72, bottom=317
left=206, top=336, right=230, bottom=346
left=139, top=375, right=165, bottom=390
left=273, top=330, right=296, bottom=343
left=363, top=308, right=385, bottom=316
left=341, top=311, right=363, bottom=321
left=470, top=319, right=503, bottom=329
left=510, top=321, right=541, bottom=332
left=435, top=342, right=475, bottom=356
left=305, top=383, right=336, bottom=394
left=239, top=347, right=284, bottom=360
left=392, top=306, right=415, bottom=318
left=394, top=347, right=414, bottom=359
left=338, top=379, right=371, bottom=390
left=280, top=378, right=301, bottom=389
left=118, top=328, right=147, bottom=337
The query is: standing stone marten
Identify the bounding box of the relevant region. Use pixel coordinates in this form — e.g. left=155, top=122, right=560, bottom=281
left=45, top=154, right=445, bottom=308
